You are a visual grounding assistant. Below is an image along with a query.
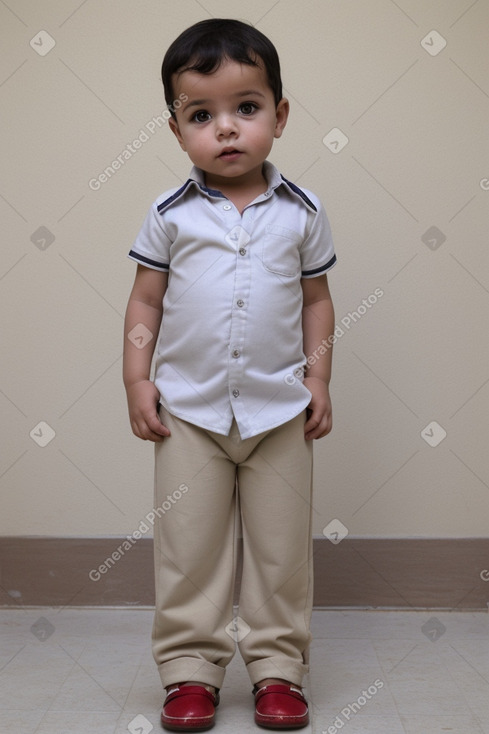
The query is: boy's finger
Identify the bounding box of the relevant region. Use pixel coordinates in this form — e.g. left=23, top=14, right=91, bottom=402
left=148, top=414, right=171, bottom=437
left=304, top=411, right=320, bottom=437
left=304, top=408, right=331, bottom=439
left=132, top=413, right=170, bottom=441
left=141, top=424, right=169, bottom=442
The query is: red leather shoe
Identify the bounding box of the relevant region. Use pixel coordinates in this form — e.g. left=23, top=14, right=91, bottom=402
left=254, top=684, right=309, bottom=729
left=161, top=685, right=219, bottom=731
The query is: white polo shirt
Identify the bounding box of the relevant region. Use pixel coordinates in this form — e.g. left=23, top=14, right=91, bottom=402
left=128, top=161, right=336, bottom=439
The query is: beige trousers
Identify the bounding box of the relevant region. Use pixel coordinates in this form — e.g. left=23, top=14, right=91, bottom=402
left=152, top=406, right=314, bottom=691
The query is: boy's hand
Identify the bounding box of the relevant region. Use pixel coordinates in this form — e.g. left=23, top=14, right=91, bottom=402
left=126, top=380, right=171, bottom=442
left=303, top=377, right=332, bottom=440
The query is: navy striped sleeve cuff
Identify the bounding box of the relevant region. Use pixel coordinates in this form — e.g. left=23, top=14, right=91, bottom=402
left=128, top=250, right=169, bottom=271
left=301, top=254, right=337, bottom=277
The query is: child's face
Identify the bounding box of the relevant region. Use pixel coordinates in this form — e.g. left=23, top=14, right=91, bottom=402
left=169, top=59, right=289, bottom=190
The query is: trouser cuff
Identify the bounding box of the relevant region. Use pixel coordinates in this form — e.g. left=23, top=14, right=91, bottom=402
left=246, top=657, right=308, bottom=688
left=157, top=657, right=227, bottom=690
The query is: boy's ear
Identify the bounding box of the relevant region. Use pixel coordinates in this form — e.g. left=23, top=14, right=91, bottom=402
left=169, top=116, right=186, bottom=151
left=274, top=97, right=289, bottom=139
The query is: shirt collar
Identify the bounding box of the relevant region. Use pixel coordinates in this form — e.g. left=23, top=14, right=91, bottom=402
left=157, top=162, right=316, bottom=214
left=188, top=161, right=283, bottom=194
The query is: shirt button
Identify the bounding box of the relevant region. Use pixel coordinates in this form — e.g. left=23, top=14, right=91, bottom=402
left=223, top=204, right=232, bottom=211
left=232, top=389, right=240, bottom=398
left=239, top=248, right=246, bottom=256
left=232, top=349, right=240, bottom=358
left=236, top=299, right=245, bottom=308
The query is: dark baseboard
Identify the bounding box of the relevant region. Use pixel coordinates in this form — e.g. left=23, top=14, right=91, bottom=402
left=312, top=537, right=489, bottom=609
left=0, top=536, right=488, bottom=609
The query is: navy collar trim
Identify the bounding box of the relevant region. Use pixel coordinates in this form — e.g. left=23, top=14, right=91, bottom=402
left=156, top=169, right=317, bottom=214
left=156, top=180, right=192, bottom=214
left=156, top=179, right=226, bottom=214
left=280, top=176, right=317, bottom=212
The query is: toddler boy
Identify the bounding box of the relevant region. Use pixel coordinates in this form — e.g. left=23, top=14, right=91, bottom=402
left=123, top=17, right=336, bottom=731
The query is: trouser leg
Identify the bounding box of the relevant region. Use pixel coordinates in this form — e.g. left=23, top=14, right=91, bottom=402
left=236, top=412, right=314, bottom=687
left=152, top=407, right=238, bottom=690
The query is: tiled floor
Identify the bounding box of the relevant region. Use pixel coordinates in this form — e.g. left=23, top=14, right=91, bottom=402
left=0, top=608, right=488, bottom=733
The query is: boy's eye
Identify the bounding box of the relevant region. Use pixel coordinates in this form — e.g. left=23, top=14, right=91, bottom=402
left=238, top=102, right=258, bottom=115
left=192, top=110, right=211, bottom=123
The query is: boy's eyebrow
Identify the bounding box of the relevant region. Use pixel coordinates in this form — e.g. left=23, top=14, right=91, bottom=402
left=235, top=90, right=267, bottom=98
left=182, top=89, right=267, bottom=111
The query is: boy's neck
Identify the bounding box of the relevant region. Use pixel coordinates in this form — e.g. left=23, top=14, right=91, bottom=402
left=203, top=165, right=269, bottom=214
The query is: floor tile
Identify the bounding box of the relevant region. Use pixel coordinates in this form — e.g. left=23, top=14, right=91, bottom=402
left=316, top=715, right=407, bottom=733
left=400, top=715, right=486, bottom=733
left=34, top=711, right=127, bottom=734
left=1, top=608, right=488, bottom=733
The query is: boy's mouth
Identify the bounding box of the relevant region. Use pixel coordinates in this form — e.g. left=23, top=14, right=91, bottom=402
left=218, top=148, right=242, bottom=160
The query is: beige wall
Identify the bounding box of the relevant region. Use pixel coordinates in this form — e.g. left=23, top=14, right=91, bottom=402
left=1, top=0, right=487, bottom=538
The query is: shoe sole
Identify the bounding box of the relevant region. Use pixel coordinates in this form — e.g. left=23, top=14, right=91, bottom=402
left=161, top=716, right=215, bottom=732
left=255, top=713, right=309, bottom=730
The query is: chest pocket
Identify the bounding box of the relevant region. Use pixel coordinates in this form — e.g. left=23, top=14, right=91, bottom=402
left=261, top=224, right=302, bottom=277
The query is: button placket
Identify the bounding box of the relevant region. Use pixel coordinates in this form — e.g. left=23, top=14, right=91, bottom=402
left=226, top=224, right=251, bottom=408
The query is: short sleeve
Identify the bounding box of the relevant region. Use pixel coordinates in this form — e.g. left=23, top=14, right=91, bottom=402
left=299, top=191, right=337, bottom=278
left=128, top=203, right=171, bottom=271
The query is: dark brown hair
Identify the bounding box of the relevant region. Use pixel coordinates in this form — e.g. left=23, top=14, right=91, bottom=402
left=162, top=18, right=283, bottom=115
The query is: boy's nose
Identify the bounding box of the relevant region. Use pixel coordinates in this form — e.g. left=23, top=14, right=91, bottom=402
left=216, top=114, right=238, bottom=137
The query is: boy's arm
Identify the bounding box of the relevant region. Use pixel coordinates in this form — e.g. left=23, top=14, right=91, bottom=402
left=123, top=264, right=170, bottom=442
left=301, top=274, right=335, bottom=440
